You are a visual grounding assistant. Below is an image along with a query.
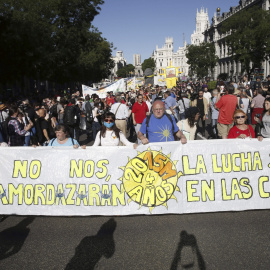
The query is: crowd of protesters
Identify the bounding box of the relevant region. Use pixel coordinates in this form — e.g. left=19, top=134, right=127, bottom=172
left=0, top=74, right=270, bottom=147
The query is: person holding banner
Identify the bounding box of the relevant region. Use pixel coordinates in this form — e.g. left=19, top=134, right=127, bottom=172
left=255, top=97, right=270, bottom=141
left=48, top=124, right=85, bottom=148
left=176, top=107, right=200, bottom=140
left=228, top=109, right=255, bottom=139
left=93, top=112, right=137, bottom=148
left=138, top=100, right=187, bottom=144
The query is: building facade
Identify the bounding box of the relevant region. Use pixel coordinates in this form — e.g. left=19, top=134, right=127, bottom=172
left=133, top=54, right=141, bottom=66
left=191, top=8, right=210, bottom=45
left=152, top=37, right=189, bottom=78
left=152, top=8, right=209, bottom=79
left=204, top=0, right=270, bottom=80
left=133, top=54, right=143, bottom=76
left=111, top=51, right=127, bottom=79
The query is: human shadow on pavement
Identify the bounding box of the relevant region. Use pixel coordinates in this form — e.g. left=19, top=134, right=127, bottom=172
left=0, top=216, right=35, bottom=260
left=0, top=215, right=8, bottom=222
left=65, top=218, right=117, bottom=270
left=170, top=230, right=206, bottom=270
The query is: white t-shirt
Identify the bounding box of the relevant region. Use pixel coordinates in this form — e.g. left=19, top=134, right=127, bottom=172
left=240, top=98, right=250, bottom=114
left=177, top=119, right=197, bottom=140
left=92, top=107, right=99, bottom=122
left=203, top=92, right=212, bottom=105
left=93, top=130, right=134, bottom=146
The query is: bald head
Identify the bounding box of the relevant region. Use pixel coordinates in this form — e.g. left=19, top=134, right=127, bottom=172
left=38, top=108, right=46, bottom=118
left=152, top=100, right=165, bottom=119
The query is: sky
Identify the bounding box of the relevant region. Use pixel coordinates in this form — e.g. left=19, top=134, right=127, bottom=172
left=93, top=0, right=238, bottom=64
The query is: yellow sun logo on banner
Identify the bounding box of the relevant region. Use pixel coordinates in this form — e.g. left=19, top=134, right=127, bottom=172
left=119, top=148, right=183, bottom=213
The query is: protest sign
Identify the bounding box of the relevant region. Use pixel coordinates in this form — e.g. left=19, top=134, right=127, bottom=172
left=1, top=139, right=270, bottom=216
left=82, top=79, right=126, bottom=98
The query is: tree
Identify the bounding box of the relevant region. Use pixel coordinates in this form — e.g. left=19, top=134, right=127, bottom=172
left=116, top=64, right=135, bottom=78
left=186, top=42, right=219, bottom=79
left=142, top=57, right=155, bottom=72
left=221, top=6, right=270, bottom=79
left=0, top=0, right=114, bottom=86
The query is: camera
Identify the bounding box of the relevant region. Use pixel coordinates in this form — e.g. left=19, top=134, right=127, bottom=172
left=18, top=102, right=28, bottom=113
left=255, top=114, right=261, bottom=118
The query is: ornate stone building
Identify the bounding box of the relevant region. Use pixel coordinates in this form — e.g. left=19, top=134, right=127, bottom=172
left=204, top=0, right=270, bottom=80
left=133, top=54, right=143, bottom=76
left=111, top=51, right=127, bottom=78
left=152, top=37, right=189, bottom=77
left=152, top=8, right=209, bottom=79
left=191, top=8, right=210, bottom=45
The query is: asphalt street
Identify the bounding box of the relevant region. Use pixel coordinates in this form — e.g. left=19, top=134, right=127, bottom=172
left=1, top=210, right=270, bottom=270
left=1, top=118, right=263, bottom=270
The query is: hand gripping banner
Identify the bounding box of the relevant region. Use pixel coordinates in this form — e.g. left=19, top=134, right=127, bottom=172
left=0, top=139, right=270, bottom=216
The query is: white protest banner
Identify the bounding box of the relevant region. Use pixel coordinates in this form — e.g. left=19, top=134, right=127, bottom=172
left=82, top=79, right=126, bottom=99
left=1, top=139, right=270, bottom=216
left=82, top=84, right=99, bottom=97
left=101, top=79, right=126, bottom=96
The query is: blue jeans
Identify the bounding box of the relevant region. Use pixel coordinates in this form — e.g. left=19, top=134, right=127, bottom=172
left=212, top=119, right=218, bottom=137
left=24, top=136, right=31, bottom=146
left=180, top=112, right=185, bottom=120
left=92, top=122, right=101, bottom=140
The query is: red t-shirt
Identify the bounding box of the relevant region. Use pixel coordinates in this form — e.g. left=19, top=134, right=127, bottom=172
left=216, top=95, right=238, bottom=124
left=106, top=97, right=115, bottom=106
left=227, top=125, right=255, bottom=139
left=132, top=102, right=149, bottom=124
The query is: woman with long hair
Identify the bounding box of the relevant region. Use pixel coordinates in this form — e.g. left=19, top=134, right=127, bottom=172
left=255, top=97, right=270, bottom=140
left=176, top=107, right=200, bottom=140
left=93, top=112, right=137, bottom=148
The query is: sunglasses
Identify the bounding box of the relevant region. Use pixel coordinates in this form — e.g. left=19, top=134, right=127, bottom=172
left=235, top=116, right=245, bottom=119
left=104, top=118, right=114, bottom=123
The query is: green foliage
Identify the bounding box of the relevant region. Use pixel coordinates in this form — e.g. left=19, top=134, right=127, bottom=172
left=207, top=81, right=217, bottom=90
left=221, top=6, right=270, bottom=78
left=217, top=73, right=229, bottom=81
left=142, top=57, right=155, bottom=72
left=116, top=64, right=135, bottom=78
left=186, top=42, right=219, bottom=79
left=0, top=0, right=114, bottom=84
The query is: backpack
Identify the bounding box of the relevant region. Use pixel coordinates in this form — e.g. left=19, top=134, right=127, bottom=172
left=145, top=113, right=176, bottom=139
left=85, top=101, right=93, bottom=123
left=50, top=104, right=58, bottom=119
left=64, top=106, right=76, bottom=126
left=32, top=118, right=44, bottom=144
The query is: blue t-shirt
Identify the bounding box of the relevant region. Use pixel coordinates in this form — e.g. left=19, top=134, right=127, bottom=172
left=164, top=96, right=177, bottom=110
left=48, top=137, right=80, bottom=146
left=140, top=114, right=179, bottom=143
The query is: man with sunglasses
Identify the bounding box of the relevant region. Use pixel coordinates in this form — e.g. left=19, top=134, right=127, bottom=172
left=137, top=100, right=187, bottom=144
